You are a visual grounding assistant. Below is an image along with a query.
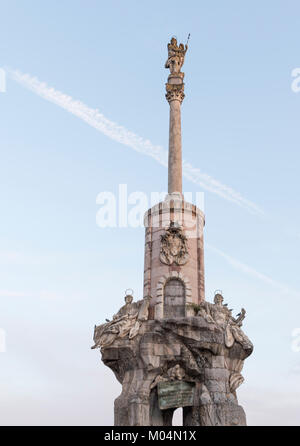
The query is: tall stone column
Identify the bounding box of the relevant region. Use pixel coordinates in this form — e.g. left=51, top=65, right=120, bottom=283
left=166, top=78, right=185, bottom=195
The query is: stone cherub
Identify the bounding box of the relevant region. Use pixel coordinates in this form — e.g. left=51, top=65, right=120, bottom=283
left=165, top=37, right=188, bottom=76
left=91, top=294, right=150, bottom=349
left=197, top=293, right=252, bottom=351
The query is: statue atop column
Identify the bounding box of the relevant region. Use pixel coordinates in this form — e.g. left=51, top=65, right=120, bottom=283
left=165, top=36, right=189, bottom=193
left=165, top=37, right=188, bottom=78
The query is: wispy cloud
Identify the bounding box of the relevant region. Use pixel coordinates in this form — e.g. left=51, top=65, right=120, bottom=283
left=207, top=244, right=300, bottom=299
left=8, top=68, right=264, bottom=216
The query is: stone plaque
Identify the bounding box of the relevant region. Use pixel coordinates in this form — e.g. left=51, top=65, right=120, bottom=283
left=158, top=381, right=195, bottom=410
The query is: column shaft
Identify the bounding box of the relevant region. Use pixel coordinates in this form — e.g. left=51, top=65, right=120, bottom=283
left=168, top=99, right=182, bottom=194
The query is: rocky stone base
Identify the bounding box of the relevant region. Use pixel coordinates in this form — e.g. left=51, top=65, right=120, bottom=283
left=98, top=316, right=252, bottom=426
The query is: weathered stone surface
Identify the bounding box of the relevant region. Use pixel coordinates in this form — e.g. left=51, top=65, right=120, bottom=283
left=94, top=310, right=253, bottom=426
left=204, top=368, right=230, bottom=381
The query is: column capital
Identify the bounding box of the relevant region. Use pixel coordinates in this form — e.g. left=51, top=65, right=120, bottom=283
left=165, top=83, right=185, bottom=104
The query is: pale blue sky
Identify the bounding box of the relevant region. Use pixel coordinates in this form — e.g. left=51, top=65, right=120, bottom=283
left=0, top=1, right=300, bottom=425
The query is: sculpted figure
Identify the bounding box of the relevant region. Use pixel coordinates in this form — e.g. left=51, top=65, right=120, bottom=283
left=92, top=294, right=150, bottom=349
left=165, top=37, right=188, bottom=76
left=150, top=364, right=186, bottom=390
left=167, top=364, right=185, bottom=381
left=197, top=293, right=252, bottom=351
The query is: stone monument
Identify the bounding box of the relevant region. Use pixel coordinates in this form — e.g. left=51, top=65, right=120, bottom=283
left=92, top=37, right=253, bottom=426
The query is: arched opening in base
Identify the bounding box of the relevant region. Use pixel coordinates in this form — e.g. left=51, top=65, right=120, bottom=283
left=172, top=407, right=183, bottom=426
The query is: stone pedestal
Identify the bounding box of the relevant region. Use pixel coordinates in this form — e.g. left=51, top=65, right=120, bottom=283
left=98, top=316, right=252, bottom=426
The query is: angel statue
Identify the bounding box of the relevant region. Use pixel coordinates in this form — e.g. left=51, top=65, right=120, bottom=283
left=165, top=36, right=188, bottom=76
left=197, top=292, right=252, bottom=351
left=91, top=293, right=150, bottom=349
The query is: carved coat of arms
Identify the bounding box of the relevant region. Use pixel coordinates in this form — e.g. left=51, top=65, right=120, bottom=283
left=160, top=223, right=189, bottom=266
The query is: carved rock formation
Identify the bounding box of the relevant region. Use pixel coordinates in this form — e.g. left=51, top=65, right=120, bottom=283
left=93, top=297, right=253, bottom=426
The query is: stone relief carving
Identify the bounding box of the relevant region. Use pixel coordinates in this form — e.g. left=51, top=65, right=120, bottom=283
left=165, top=37, right=188, bottom=77
left=160, top=223, right=189, bottom=266
left=195, top=293, right=253, bottom=351
left=168, top=363, right=185, bottom=381
left=150, top=364, right=187, bottom=390
left=91, top=294, right=150, bottom=349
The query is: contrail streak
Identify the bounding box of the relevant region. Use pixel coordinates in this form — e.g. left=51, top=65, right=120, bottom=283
left=207, top=244, right=300, bottom=299
left=8, top=68, right=264, bottom=216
